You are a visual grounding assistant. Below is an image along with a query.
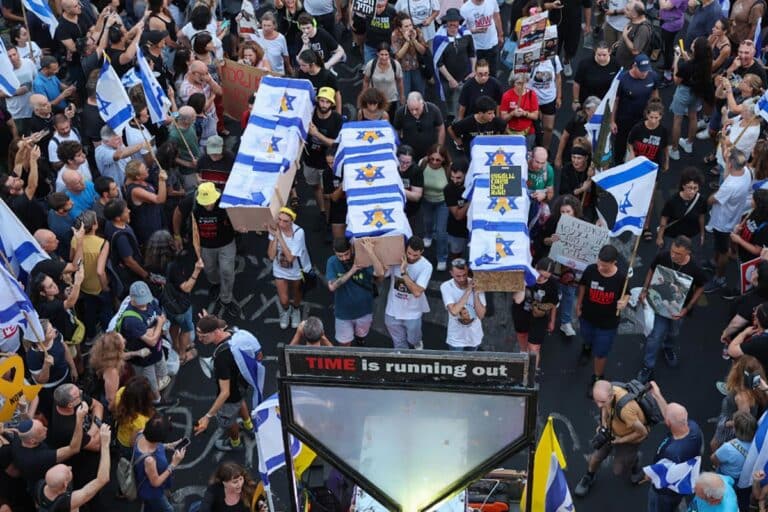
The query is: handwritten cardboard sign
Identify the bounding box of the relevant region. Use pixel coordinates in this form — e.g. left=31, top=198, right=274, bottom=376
left=549, top=215, right=610, bottom=271
left=489, top=165, right=522, bottom=197
left=220, top=59, right=275, bottom=120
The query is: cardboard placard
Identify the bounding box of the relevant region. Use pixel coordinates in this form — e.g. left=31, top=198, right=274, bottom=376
left=518, top=12, right=548, bottom=49
left=549, top=216, right=611, bottom=271
left=224, top=159, right=298, bottom=232
left=220, top=59, right=276, bottom=120
left=472, top=270, right=526, bottom=292
left=741, top=256, right=762, bottom=295
left=647, top=265, right=694, bottom=319
left=513, top=43, right=541, bottom=73
left=489, top=165, right=523, bottom=197
left=354, top=235, right=405, bottom=267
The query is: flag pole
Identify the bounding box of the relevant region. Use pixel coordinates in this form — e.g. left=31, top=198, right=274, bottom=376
left=0, top=254, right=46, bottom=349
left=133, top=116, right=165, bottom=173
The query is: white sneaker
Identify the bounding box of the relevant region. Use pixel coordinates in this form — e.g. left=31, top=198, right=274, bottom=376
left=291, top=305, right=301, bottom=328
left=668, top=147, right=680, bottom=160
left=697, top=119, right=708, bottom=130
left=158, top=375, right=171, bottom=391
left=560, top=322, right=576, bottom=337
left=423, top=238, right=433, bottom=248
left=678, top=138, right=693, bottom=153
left=696, top=128, right=710, bottom=140
left=563, top=63, right=573, bottom=77
left=279, top=306, right=290, bottom=330
left=436, top=261, right=447, bottom=271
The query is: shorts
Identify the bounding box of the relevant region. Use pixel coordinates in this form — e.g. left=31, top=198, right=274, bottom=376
left=591, top=440, right=641, bottom=476
left=447, top=234, right=468, bottom=254
left=670, top=84, right=701, bottom=116
left=539, top=101, right=556, bottom=116
left=216, top=401, right=242, bottom=429
left=132, top=359, right=168, bottom=394
left=712, top=229, right=730, bottom=255
left=329, top=202, right=348, bottom=225
left=512, top=302, right=531, bottom=334
left=352, top=15, right=366, bottom=34
left=335, top=314, right=373, bottom=343
left=169, top=306, right=195, bottom=338
left=579, top=317, right=617, bottom=358
left=303, top=164, right=323, bottom=186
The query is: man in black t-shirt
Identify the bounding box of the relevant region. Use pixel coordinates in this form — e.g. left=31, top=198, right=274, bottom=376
left=304, top=87, right=343, bottom=225
left=443, top=160, right=469, bottom=261
left=457, top=59, right=503, bottom=120
left=728, top=303, right=768, bottom=370
left=297, top=49, right=342, bottom=114
left=576, top=245, right=629, bottom=395
left=196, top=135, right=235, bottom=188
left=298, top=13, right=346, bottom=68
left=393, top=92, right=445, bottom=161
left=448, top=95, right=506, bottom=155
left=194, top=315, right=259, bottom=451
left=726, top=40, right=768, bottom=87
left=363, top=0, right=397, bottom=63
left=637, top=236, right=706, bottom=382
left=54, top=0, right=91, bottom=86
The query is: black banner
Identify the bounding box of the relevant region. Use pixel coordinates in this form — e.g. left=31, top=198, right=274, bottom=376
left=489, top=165, right=522, bottom=197
left=284, top=348, right=529, bottom=387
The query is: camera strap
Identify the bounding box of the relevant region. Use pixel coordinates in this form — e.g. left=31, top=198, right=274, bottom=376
left=607, top=397, right=616, bottom=437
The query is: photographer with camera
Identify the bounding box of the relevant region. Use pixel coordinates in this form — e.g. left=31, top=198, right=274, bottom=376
left=574, top=380, right=649, bottom=497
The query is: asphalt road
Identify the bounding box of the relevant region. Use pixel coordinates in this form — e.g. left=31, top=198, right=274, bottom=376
left=104, top=35, right=736, bottom=512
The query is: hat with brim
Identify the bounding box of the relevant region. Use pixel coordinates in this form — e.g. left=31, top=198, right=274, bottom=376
left=206, top=135, right=224, bottom=154
left=130, top=281, right=153, bottom=306
left=633, top=53, right=652, bottom=72
left=441, top=8, right=464, bottom=23
left=196, top=182, right=221, bottom=206
left=317, top=87, right=336, bottom=106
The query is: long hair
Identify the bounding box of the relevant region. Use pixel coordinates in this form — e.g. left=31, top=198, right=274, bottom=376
left=89, top=332, right=126, bottom=376
left=114, top=376, right=156, bottom=427
left=752, top=189, right=768, bottom=224
left=753, top=140, right=768, bottom=181
left=144, top=230, right=175, bottom=272
left=725, top=355, right=768, bottom=409
left=210, top=462, right=259, bottom=509
left=549, top=194, right=583, bottom=225
left=239, top=40, right=266, bottom=65
left=690, top=37, right=714, bottom=100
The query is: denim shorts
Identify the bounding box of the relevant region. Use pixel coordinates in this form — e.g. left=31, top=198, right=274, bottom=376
left=169, top=306, right=194, bottom=336
left=579, top=318, right=617, bottom=358
left=670, top=84, right=701, bottom=116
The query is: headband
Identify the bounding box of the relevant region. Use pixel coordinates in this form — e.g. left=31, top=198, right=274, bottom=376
left=571, top=146, right=590, bottom=157
left=279, top=207, right=297, bottom=221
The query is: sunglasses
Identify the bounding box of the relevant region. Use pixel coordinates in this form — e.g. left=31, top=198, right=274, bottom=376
left=451, top=258, right=467, bottom=269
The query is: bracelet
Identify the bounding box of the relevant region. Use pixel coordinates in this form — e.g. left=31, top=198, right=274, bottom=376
left=167, top=464, right=175, bottom=473
left=205, top=412, right=213, bottom=419
left=173, top=234, right=181, bottom=240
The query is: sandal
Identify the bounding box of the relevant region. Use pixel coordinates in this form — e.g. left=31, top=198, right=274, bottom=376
left=643, top=230, right=654, bottom=242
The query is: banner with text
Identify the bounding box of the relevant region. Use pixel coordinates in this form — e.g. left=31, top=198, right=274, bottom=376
left=221, top=60, right=276, bottom=120
left=549, top=215, right=611, bottom=271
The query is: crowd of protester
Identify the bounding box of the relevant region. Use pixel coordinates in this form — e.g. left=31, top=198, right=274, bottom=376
left=4, top=0, right=768, bottom=508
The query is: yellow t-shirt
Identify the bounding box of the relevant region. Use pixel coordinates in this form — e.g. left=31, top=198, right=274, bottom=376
left=611, top=386, right=646, bottom=438
left=81, top=235, right=105, bottom=295
left=114, top=386, right=150, bottom=448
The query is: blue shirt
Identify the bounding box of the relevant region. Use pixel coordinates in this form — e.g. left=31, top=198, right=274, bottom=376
left=325, top=255, right=375, bottom=320
left=714, top=439, right=750, bottom=483
left=654, top=421, right=703, bottom=464
left=687, top=475, right=738, bottom=511
left=47, top=210, right=74, bottom=260
left=33, top=73, right=66, bottom=110
left=685, top=0, right=721, bottom=47
left=67, top=181, right=97, bottom=218
left=616, top=70, right=660, bottom=121
left=120, top=302, right=163, bottom=366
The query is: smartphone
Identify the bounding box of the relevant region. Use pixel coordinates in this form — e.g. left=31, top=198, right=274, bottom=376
left=744, top=371, right=761, bottom=390
left=176, top=437, right=191, bottom=449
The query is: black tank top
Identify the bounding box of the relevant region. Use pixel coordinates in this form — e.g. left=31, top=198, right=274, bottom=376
left=150, top=13, right=177, bottom=42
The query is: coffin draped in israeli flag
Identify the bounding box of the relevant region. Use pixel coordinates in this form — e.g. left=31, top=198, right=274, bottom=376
left=220, top=77, right=314, bottom=209
left=334, top=121, right=399, bottom=177
left=345, top=191, right=412, bottom=239
left=464, top=135, right=538, bottom=284
left=341, top=153, right=406, bottom=194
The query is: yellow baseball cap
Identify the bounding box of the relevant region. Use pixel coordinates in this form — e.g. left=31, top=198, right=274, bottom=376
left=317, top=87, right=336, bottom=105
left=196, top=182, right=221, bottom=206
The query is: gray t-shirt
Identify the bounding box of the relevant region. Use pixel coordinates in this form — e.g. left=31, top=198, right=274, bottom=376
left=364, top=58, right=403, bottom=103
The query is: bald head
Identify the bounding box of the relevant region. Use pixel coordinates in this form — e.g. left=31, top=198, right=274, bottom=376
left=695, top=472, right=725, bottom=503
left=62, top=169, right=85, bottom=192
left=666, top=403, right=688, bottom=426
left=178, top=105, right=196, bottom=125
left=34, top=229, right=57, bottom=252
left=592, top=380, right=614, bottom=403
left=45, top=464, right=72, bottom=490
left=30, top=94, right=51, bottom=116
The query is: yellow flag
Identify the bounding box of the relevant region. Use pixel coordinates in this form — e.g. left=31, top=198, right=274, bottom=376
left=0, top=355, right=41, bottom=422
left=293, top=443, right=316, bottom=478
left=520, top=416, right=570, bottom=512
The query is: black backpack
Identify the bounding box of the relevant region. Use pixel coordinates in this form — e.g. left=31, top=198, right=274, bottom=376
left=614, top=379, right=664, bottom=427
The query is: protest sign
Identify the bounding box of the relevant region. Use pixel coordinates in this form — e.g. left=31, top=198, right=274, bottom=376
left=741, top=257, right=762, bottom=295
left=514, top=43, right=541, bottom=73
left=542, top=25, right=558, bottom=58
left=489, top=165, right=523, bottom=197
left=518, top=12, right=548, bottom=48
left=549, top=216, right=611, bottom=271
left=647, top=265, right=693, bottom=319
left=220, top=59, right=273, bottom=120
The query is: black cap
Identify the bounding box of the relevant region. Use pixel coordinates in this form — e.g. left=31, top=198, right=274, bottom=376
left=142, top=30, right=169, bottom=46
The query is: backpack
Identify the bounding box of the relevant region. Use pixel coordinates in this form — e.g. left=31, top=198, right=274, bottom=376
left=116, top=309, right=144, bottom=334
left=366, top=55, right=400, bottom=81
left=614, top=379, right=665, bottom=427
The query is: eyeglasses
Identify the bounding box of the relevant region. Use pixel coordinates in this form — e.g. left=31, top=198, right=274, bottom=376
left=451, top=258, right=467, bottom=269
left=428, top=156, right=444, bottom=162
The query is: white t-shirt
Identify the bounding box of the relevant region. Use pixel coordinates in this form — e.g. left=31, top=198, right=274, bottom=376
left=606, top=0, right=630, bottom=31
left=385, top=258, right=433, bottom=319
left=55, top=163, right=93, bottom=192
left=395, top=0, right=441, bottom=41
left=269, top=226, right=311, bottom=280
left=48, top=130, right=82, bottom=164
left=707, top=169, right=753, bottom=233
left=528, top=56, right=562, bottom=105
left=7, top=58, right=36, bottom=119
left=125, top=123, right=155, bottom=160
left=303, top=0, right=335, bottom=15
left=180, top=24, right=224, bottom=59
left=0, top=324, right=21, bottom=354
left=459, top=0, right=499, bottom=50
left=251, top=31, right=289, bottom=74
left=17, top=42, right=42, bottom=68
left=440, top=278, right=486, bottom=348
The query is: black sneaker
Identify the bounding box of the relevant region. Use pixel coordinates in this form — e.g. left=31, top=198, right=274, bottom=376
left=663, top=347, right=679, bottom=368
left=208, top=284, right=221, bottom=303
left=637, top=366, right=653, bottom=384
left=587, top=374, right=598, bottom=399
left=222, top=300, right=243, bottom=319
left=630, top=467, right=645, bottom=485
left=578, top=344, right=592, bottom=366
left=574, top=473, right=595, bottom=497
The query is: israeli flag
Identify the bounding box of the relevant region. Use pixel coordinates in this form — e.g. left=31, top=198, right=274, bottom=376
left=592, top=156, right=658, bottom=236
left=251, top=76, right=315, bottom=138
left=334, top=121, right=399, bottom=176
left=346, top=191, right=411, bottom=239
left=0, top=264, right=44, bottom=339
left=22, top=0, right=58, bottom=38
left=643, top=456, right=701, bottom=494
left=0, top=38, right=20, bottom=97
left=96, top=59, right=135, bottom=134
left=585, top=70, right=623, bottom=168
left=432, top=25, right=472, bottom=100
left=464, top=135, right=529, bottom=201
left=467, top=177, right=530, bottom=227
left=0, top=200, right=49, bottom=281
left=342, top=153, right=405, bottom=194
left=756, top=17, right=763, bottom=60
left=545, top=453, right=575, bottom=512
left=228, top=328, right=266, bottom=410
left=468, top=223, right=538, bottom=284
left=135, top=47, right=170, bottom=125
left=756, top=87, right=768, bottom=123
left=740, top=410, right=768, bottom=488
left=121, top=68, right=141, bottom=90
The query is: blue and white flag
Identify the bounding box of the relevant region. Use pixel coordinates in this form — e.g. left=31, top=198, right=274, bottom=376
left=342, top=153, right=404, bottom=193
left=545, top=452, right=575, bottom=512
left=432, top=25, right=472, bottom=100
left=756, top=17, right=763, bottom=60
left=0, top=263, right=44, bottom=340
left=592, top=156, right=658, bottom=236
left=334, top=121, right=399, bottom=177
left=228, top=328, right=266, bottom=411
left=464, top=135, right=529, bottom=201
left=253, top=393, right=316, bottom=488
left=22, top=0, right=58, bottom=38
left=757, top=87, right=768, bottom=123
left=121, top=68, right=141, bottom=91
left=346, top=191, right=411, bottom=239
left=469, top=224, right=538, bottom=284
left=643, top=456, right=701, bottom=494
left=251, top=76, right=315, bottom=138
left=585, top=70, right=622, bottom=168
left=96, top=59, right=134, bottom=134
left=135, top=47, right=170, bottom=125
left=740, top=410, right=768, bottom=487
left=0, top=200, right=48, bottom=281
left=0, top=38, right=20, bottom=97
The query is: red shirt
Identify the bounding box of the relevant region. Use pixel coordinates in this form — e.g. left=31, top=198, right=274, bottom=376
left=500, top=88, right=538, bottom=134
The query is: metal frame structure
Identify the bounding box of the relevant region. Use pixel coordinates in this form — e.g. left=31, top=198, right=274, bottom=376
left=277, top=346, right=539, bottom=512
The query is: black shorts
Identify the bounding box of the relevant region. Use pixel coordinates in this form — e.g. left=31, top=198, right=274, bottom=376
left=352, top=15, right=366, bottom=35
left=712, top=230, right=730, bottom=255
left=329, top=201, right=348, bottom=225
left=512, top=302, right=531, bottom=334
left=539, top=101, right=556, bottom=115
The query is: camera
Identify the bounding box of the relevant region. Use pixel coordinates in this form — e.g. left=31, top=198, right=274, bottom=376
left=591, top=426, right=613, bottom=450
